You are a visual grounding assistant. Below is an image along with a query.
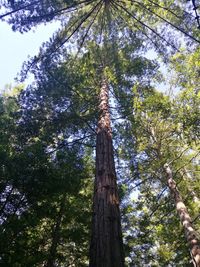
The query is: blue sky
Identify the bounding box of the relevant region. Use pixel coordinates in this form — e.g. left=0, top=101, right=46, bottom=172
left=0, top=20, right=170, bottom=95
left=0, top=21, right=59, bottom=90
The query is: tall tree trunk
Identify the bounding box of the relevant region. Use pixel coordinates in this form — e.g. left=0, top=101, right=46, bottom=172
left=164, top=164, right=200, bottom=267
left=89, top=77, right=124, bottom=267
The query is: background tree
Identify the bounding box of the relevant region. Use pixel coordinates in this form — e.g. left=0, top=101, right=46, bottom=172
left=0, top=87, right=94, bottom=267
left=117, top=87, right=200, bottom=266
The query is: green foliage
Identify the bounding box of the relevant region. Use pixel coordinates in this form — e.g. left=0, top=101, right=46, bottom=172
left=117, top=86, right=200, bottom=266
left=0, top=3, right=200, bottom=265
left=0, top=89, right=94, bottom=266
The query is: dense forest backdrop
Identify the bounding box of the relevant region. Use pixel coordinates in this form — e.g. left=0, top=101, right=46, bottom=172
left=0, top=1, right=200, bottom=266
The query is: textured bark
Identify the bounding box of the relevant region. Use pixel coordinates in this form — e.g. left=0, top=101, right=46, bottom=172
left=89, top=77, right=124, bottom=267
left=164, top=164, right=200, bottom=267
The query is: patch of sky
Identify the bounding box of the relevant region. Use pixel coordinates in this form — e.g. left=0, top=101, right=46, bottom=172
left=0, top=21, right=60, bottom=91
left=0, top=19, right=182, bottom=98
left=145, top=49, right=173, bottom=94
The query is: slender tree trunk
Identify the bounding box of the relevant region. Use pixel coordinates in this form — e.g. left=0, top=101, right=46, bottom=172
left=164, top=164, right=200, bottom=267
left=89, top=77, right=124, bottom=267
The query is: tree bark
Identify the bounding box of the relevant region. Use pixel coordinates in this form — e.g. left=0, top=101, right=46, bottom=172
left=164, top=164, right=200, bottom=267
left=89, top=77, right=124, bottom=267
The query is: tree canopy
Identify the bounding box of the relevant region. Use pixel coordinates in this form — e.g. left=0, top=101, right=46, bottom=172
left=0, top=0, right=200, bottom=266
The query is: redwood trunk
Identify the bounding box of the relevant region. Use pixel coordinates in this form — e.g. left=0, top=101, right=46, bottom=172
left=164, top=164, right=200, bottom=267
left=89, top=77, right=124, bottom=267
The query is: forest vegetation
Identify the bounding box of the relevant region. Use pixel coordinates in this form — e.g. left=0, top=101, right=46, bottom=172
left=0, top=0, right=200, bottom=266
